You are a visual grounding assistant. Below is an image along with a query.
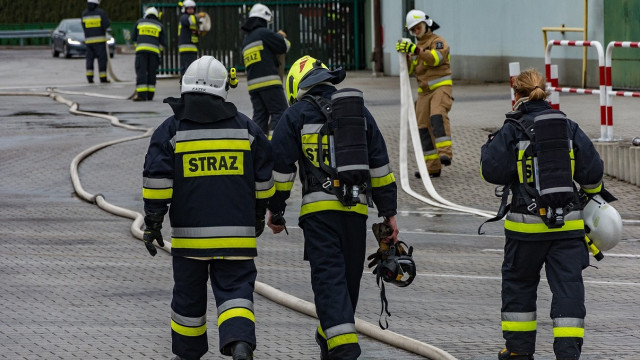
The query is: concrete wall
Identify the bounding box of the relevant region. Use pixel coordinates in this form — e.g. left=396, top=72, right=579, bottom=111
left=379, top=0, right=605, bottom=86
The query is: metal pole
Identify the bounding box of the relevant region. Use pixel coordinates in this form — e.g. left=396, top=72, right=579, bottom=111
left=582, top=0, right=588, bottom=88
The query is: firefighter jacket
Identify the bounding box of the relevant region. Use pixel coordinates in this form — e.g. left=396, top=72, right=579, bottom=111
left=132, top=15, right=166, bottom=55
left=241, top=18, right=291, bottom=93
left=142, top=93, right=274, bottom=258
left=410, top=32, right=451, bottom=93
left=480, top=99, right=604, bottom=241
left=81, top=4, right=110, bottom=44
left=269, top=84, right=397, bottom=220
left=178, top=13, right=199, bottom=53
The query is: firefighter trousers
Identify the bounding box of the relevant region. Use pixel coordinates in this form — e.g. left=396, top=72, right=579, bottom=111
left=249, top=86, right=288, bottom=139
left=135, top=52, right=159, bottom=100
left=86, top=42, right=108, bottom=83
left=415, top=85, right=453, bottom=174
left=171, top=256, right=257, bottom=360
left=501, top=236, right=589, bottom=359
left=300, top=212, right=366, bottom=360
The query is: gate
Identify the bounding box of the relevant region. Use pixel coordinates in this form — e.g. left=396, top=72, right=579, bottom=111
left=144, top=0, right=366, bottom=74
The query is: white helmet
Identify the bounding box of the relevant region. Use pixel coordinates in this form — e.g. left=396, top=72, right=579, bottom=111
left=182, top=0, right=196, bottom=12
left=181, top=56, right=230, bottom=99
left=249, top=3, right=273, bottom=23
left=583, top=194, right=623, bottom=251
left=144, top=7, right=159, bottom=18
left=405, top=9, right=438, bottom=36
left=87, top=0, right=100, bottom=4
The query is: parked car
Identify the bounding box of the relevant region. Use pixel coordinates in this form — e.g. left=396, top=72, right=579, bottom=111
left=51, top=18, right=115, bottom=58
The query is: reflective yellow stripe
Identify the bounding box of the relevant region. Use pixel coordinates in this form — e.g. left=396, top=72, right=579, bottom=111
left=430, top=49, right=440, bottom=66
left=171, top=237, right=256, bottom=249
left=247, top=79, right=282, bottom=91
left=300, top=200, right=368, bottom=217
left=217, top=308, right=255, bottom=327
left=502, top=320, right=537, bottom=332
left=424, top=153, right=439, bottom=161
left=371, top=173, right=395, bottom=188
left=505, top=219, right=584, bottom=233
left=275, top=181, right=294, bottom=191
left=435, top=140, right=452, bottom=148
left=171, top=319, right=206, bottom=337
left=582, top=183, right=602, bottom=194
left=137, top=86, right=149, bottom=92
left=175, top=139, right=251, bottom=153
left=429, top=79, right=453, bottom=90
left=256, top=185, right=275, bottom=199
left=553, top=327, right=584, bottom=338
left=136, top=45, right=160, bottom=54
left=142, top=188, right=173, bottom=200
left=327, top=333, right=358, bottom=350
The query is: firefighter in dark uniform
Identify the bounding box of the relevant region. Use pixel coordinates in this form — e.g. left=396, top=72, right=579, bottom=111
left=241, top=3, right=291, bottom=139
left=142, top=56, right=273, bottom=360
left=397, top=9, right=453, bottom=178
left=267, top=55, right=399, bottom=360
left=81, top=0, right=110, bottom=83
left=178, top=0, right=199, bottom=76
left=132, top=7, right=166, bottom=101
left=480, top=69, right=605, bottom=360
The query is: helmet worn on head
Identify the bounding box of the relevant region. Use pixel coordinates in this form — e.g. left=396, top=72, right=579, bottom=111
left=181, top=0, right=196, bottom=12
left=286, top=55, right=345, bottom=105
left=144, top=7, right=159, bottom=18
left=405, top=9, right=439, bottom=35
left=87, top=0, right=100, bottom=4
left=378, top=242, right=416, bottom=287
left=181, top=56, right=230, bottom=99
left=583, top=194, right=622, bottom=251
left=249, top=3, right=273, bottom=23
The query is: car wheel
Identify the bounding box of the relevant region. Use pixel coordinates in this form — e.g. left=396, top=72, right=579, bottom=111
left=52, top=43, right=60, bottom=57
left=63, top=43, right=71, bottom=58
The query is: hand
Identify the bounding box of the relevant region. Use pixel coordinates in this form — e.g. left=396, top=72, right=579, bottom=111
left=396, top=40, right=418, bottom=54
left=383, top=216, right=399, bottom=244
left=143, top=213, right=165, bottom=257
left=267, top=210, right=287, bottom=234
left=277, top=29, right=287, bottom=37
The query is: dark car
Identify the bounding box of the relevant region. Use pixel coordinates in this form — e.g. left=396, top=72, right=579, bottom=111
left=51, top=18, right=115, bottom=58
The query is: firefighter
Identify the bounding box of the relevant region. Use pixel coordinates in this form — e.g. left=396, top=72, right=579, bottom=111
left=397, top=9, right=453, bottom=178
left=142, top=56, right=274, bottom=360
left=178, top=0, right=199, bottom=76
left=81, top=0, right=110, bottom=83
left=480, top=68, right=606, bottom=360
left=267, top=55, right=399, bottom=359
left=132, top=7, right=166, bottom=101
left=241, top=3, right=290, bottom=139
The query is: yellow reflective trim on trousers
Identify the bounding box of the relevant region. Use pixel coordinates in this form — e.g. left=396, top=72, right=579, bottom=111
left=275, top=181, right=294, bottom=191
left=175, top=139, right=251, bottom=153
left=553, top=327, right=584, bottom=338
left=247, top=79, right=282, bottom=91
left=256, top=185, right=275, bottom=199
left=371, top=173, right=395, bottom=188
left=429, top=79, right=453, bottom=91
left=435, top=140, right=452, bottom=148
left=142, top=187, right=173, bottom=200
left=502, top=320, right=537, bottom=332
left=424, top=153, right=439, bottom=161
left=583, top=183, right=602, bottom=194
left=300, top=201, right=368, bottom=217
left=171, top=319, right=206, bottom=337
left=327, top=333, right=358, bottom=350
left=171, top=237, right=256, bottom=249
left=136, top=45, right=160, bottom=54
left=217, top=308, right=255, bottom=327
left=505, top=219, right=584, bottom=233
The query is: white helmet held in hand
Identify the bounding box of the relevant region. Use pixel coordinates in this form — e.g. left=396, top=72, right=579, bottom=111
left=144, top=7, right=159, bottom=18
left=249, top=3, right=273, bottom=23
left=181, top=56, right=230, bottom=99
left=583, top=194, right=622, bottom=251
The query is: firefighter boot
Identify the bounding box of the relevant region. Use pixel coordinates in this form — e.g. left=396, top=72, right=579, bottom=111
left=230, top=341, right=253, bottom=360
left=440, top=155, right=452, bottom=166
left=315, top=331, right=329, bottom=360
left=498, top=348, right=534, bottom=360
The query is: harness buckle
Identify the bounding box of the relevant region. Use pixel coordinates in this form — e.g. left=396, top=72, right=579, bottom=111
left=527, top=202, right=537, bottom=212
left=322, top=180, right=332, bottom=189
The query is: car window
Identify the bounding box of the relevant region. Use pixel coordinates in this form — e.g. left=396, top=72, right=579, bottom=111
left=68, top=20, right=83, bottom=33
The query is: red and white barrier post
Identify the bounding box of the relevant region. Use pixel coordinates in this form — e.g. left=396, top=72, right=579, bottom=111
left=509, top=62, right=520, bottom=107
left=605, top=41, right=640, bottom=141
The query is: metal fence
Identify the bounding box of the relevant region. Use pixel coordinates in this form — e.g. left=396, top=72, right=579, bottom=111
left=145, top=0, right=365, bottom=74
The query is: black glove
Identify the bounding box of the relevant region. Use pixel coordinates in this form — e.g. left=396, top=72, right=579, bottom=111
left=270, top=211, right=288, bottom=235
left=143, top=213, right=165, bottom=256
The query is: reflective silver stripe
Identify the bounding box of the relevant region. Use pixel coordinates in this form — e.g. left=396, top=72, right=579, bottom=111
left=176, top=129, right=249, bottom=141
left=423, top=149, right=437, bottom=156
left=284, top=38, right=291, bottom=51
left=539, top=187, right=575, bottom=195
left=324, top=323, right=357, bottom=339
left=273, top=171, right=296, bottom=183
left=336, top=164, right=369, bottom=172
left=217, top=298, right=254, bottom=316
left=242, top=40, right=263, bottom=53
left=179, top=44, right=198, bottom=50
left=172, top=226, right=254, bottom=237
left=302, top=191, right=367, bottom=205
left=506, top=211, right=583, bottom=224
left=369, top=164, right=392, bottom=178
left=301, top=123, right=324, bottom=135
left=172, top=310, right=206, bottom=327
left=247, top=75, right=281, bottom=86
left=256, top=176, right=274, bottom=191
left=435, top=136, right=451, bottom=143
left=143, top=177, right=173, bottom=189
left=170, top=135, right=177, bottom=149
left=502, top=312, right=536, bottom=321
left=331, top=91, right=363, bottom=100
left=435, top=50, right=444, bottom=63
left=517, top=140, right=530, bottom=151
left=428, top=75, right=452, bottom=88
left=83, top=15, right=101, bottom=20
left=553, top=317, right=584, bottom=328
left=136, top=42, right=160, bottom=50
left=534, top=113, right=566, bottom=122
